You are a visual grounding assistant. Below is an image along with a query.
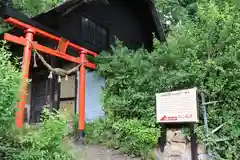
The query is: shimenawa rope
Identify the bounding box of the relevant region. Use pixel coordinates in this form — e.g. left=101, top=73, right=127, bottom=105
left=25, top=39, right=85, bottom=82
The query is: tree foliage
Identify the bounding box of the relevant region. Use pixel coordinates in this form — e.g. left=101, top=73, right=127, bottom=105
left=87, top=0, right=240, bottom=159
left=0, top=0, right=63, bottom=33
left=12, top=0, right=64, bottom=17
left=155, top=0, right=197, bottom=33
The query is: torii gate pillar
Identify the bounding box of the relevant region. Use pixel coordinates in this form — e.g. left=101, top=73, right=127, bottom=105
left=16, top=29, right=35, bottom=128
left=78, top=52, right=86, bottom=138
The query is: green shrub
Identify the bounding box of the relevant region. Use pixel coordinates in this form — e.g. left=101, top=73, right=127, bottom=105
left=0, top=41, right=73, bottom=160
left=0, top=41, right=20, bottom=134
left=85, top=118, right=106, bottom=144
left=111, top=119, right=160, bottom=157
left=86, top=118, right=159, bottom=157
left=1, top=109, right=74, bottom=160
left=87, top=1, right=240, bottom=159
left=85, top=43, right=162, bottom=158
left=0, top=41, right=20, bottom=159
left=10, top=108, right=73, bottom=160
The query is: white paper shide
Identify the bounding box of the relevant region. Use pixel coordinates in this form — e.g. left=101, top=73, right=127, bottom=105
left=156, top=87, right=198, bottom=123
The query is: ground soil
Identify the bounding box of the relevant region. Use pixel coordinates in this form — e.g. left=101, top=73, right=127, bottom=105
left=71, top=144, right=141, bottom=160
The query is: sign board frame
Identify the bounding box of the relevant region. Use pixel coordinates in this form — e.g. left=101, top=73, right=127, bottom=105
left=156, top=87, right=199, bottom=123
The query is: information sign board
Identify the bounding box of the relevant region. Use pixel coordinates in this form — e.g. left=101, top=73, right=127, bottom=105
left=156, top=87, right=198, bottom=123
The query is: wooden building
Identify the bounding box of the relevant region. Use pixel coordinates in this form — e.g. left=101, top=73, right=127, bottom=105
left=0, top=0, right=164, bottom=123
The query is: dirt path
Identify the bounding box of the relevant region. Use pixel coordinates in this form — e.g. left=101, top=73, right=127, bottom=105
left=72, top=144, right=141, bottom=160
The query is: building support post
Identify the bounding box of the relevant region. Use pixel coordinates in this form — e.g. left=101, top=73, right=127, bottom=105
left=78, top=52, right=86, bottom=139
left=49, top=57, right=56, bottom=110
left=16, top=29, right=35, bottom=128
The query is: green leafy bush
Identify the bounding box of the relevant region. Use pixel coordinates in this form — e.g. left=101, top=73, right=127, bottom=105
left=2, top=109, right=74, bottom=160
left=0, top=40, right=20, bottom=159
left=10, top=109, right=73, bottom=160
left=85, top=43, right=162, bottom=157
left=111, top=119, right=160, bottom=157
left=87, top=1, right=240, bottom=159
left=86, top=118, right=159, bottom=157
left=0, top=42, right=73, bottom=160
left=0, top=41, right=19, bottom=133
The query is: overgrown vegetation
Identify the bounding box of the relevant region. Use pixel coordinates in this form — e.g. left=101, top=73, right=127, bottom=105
left=0, top=40, right=19, bottom=140
left=1, top=0, right=240, bottom=159
left=0, top=41, right=73, bottom=160
left=86, top=0, right=240, bottom=159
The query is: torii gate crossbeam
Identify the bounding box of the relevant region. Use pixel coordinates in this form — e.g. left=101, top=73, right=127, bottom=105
left=3, top=17, right=97, bottom=139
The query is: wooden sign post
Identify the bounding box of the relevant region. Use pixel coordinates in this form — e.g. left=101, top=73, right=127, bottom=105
left=156, top=87, right=199, bottom=160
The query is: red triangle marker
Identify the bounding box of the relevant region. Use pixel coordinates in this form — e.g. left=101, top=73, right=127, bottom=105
left=160, top=115, right=167, bottom=121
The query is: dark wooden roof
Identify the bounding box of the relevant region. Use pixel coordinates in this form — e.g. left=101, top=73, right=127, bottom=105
left=0, top=0, right=165, bottom=42
left=34, top=0, right=165, bottom=41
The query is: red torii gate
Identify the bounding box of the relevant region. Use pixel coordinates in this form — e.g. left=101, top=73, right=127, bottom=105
left=3, top=17, right=97, bottom=138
